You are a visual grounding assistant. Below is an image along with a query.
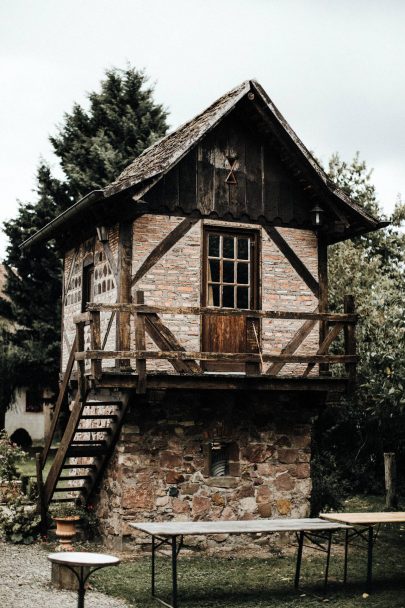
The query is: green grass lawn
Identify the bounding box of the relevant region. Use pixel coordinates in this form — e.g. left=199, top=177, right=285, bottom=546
left=91, top=495, right=405, bottom=607
left=17, top=451, right=54, bottom=479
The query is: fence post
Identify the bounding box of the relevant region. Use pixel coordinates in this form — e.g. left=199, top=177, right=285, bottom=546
left=135, top=290, right=147, bottom=393
left=90, top=310, right=102, bottom=381
left=344, top=295, right=356, bottom=390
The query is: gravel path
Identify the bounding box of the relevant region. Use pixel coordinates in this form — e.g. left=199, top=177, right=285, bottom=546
left=0, top=542, right=130, bottom=608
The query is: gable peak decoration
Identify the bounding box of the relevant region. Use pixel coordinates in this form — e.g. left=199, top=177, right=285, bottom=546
left=225, top=155, right=238, bottom=185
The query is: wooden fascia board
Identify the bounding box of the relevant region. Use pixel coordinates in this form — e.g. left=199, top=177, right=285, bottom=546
left=249, top=81, right=381, bottom=232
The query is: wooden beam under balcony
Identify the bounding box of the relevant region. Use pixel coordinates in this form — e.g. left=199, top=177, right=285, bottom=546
left=96, top=370, right=351, bottom=393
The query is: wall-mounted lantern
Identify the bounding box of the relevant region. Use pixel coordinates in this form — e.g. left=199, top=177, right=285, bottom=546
left=310, top=204, right=325, bottom=227
left=96, top=225, right=109, bottom=243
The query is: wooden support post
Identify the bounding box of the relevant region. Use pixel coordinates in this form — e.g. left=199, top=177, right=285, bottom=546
left=384, top=452, right=398, bottom=510
left=318, top=236, right=330, bottom=375
left=116, top=221, right=133, bottom=370
left=246, top=317, right=261, bottom=375
left=90, top=310, right=102, bottom=381
left=344, top=295, right=356, bottom=390
left=76, top=320, right=86, bottom=400
left=135, top=291, right=147, bottom=394
left=35, top=452, right=47, bottom=535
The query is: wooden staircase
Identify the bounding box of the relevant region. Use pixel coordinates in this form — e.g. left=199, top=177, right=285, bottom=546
left=37, top=328, right=131, bottom=526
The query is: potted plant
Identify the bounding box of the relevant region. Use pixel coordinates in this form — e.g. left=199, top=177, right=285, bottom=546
left=49, top=502, right=82, bottom=549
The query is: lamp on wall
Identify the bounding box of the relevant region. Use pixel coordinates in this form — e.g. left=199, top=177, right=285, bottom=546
left=310, top=204, right=325, bottom=227
left=96, top=225, right=109, bottom=243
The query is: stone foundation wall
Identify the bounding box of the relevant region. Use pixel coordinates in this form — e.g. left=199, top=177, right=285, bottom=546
left=96, top=389, right=320, bottom=553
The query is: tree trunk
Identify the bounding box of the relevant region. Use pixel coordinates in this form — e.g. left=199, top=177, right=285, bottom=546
left=384, top=452, right=398, bottom=510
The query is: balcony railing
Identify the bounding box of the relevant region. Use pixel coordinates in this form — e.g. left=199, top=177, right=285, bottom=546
left=71, top=291, right=357, bottom=393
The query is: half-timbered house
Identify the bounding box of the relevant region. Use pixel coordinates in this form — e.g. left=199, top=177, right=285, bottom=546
left=24, top=80, right=385, bottom=550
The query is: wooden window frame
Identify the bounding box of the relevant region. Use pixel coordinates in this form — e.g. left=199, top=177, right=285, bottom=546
left=81, top=254, right=94, bottom=313
left=202, top=226, right=260, bottom=311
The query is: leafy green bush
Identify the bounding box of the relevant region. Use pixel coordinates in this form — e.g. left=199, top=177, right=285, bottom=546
left=0, top=430, right=26, bottom=481
left=0, top=497, right=40, bottom=544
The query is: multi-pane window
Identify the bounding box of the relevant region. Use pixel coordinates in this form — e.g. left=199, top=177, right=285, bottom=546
left=206, top=231, right=255, bottom=309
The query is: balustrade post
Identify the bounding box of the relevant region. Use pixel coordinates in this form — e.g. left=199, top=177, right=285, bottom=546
left=75, top=320, right=86, bottom=400
left=344, top=295, right=356, bottom=389
left=90, top=310, right=102, bottom=381
left=246, top=317, right=261, bottom=375
left=135, top=291, right=147, bottom=393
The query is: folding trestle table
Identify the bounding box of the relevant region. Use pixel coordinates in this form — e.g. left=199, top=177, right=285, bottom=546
left=130, top=518, right=350, bottom=608
left=320, top=512, right=405, bottom=593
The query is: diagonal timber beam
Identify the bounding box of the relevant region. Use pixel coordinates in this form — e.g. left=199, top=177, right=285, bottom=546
left=264, top=226, right=319, bottom=298
left=265, top=306, right=318, bottom=376
left=302, top=322, right=344, bottom=378
left=131, top=217, right=199, bottom=286
left=144, top=313, right=202, bottom=374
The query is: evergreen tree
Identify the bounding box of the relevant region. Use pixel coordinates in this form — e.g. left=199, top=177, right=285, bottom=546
left=0, top=67, right=168, bottom=420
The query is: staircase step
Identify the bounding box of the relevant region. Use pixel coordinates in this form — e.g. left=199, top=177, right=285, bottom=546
left=67, top=446, right=109, bottom=457
left=85, top=401, right=123, bottom=406
left=76, top=427, right=112, bottom=435
left=80, top=414, right=118, bottom=421
left=71, top=440, right=108, bottom=446
left=59, top=475, right=91, bottom=481
left=50, top=498, right=78, bottom=504
left=62, top=463, right=97, bottom=469
left=53, top=487, right=83, bottom=493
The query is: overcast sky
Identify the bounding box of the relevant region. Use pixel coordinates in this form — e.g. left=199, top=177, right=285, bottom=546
left=1, top=0, right=404, bottom=259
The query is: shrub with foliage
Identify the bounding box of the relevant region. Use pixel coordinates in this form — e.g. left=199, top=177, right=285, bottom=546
left=0, top=430, right=25, bottom=481
left=0, top=497, right=40, bottom=544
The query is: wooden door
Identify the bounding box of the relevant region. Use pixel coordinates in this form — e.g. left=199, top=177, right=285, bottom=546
left=202, top=228, right=259, bottom=372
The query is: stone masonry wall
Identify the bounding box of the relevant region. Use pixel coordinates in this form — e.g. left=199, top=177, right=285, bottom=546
left=96, top=390, right=319, bottom=553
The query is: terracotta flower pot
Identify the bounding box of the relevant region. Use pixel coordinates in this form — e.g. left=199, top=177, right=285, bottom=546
left=53, top=516, right=80, bottom=550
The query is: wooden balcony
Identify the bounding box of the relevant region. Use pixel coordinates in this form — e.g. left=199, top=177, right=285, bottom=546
left=71, top=292, right=357, bottom=394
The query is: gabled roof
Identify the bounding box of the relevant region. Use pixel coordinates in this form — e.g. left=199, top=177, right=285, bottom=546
left=21, top=79, right=386, bottom=249
left=105, top=81, right=251, bottom=197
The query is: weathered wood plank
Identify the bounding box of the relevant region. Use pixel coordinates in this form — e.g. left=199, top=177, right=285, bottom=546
left=135, top=291, right=147, bottom=393
left=42, top=337, right=77, bottom=467
left=101, top=311, right=116, bottom=350
left=318, top=236, right=329, bottom=374
left=131, top=217, right=199, bottom=286
left=77, top=349, right=356, bottom=364
left=75, top=322, right=86, bottom=400
left=73, top=311, right=91, bottom=324
left=344, top=295, right=357, bottom=387
left=266, top=309, right=318, bottom=376
left=90, top=311, right=102, bottom=380
left=116, top=222, right=132, bottom=369
left=302, top=322, right=344, bottom=378
left=87, top=302, right=357, bottom=323
left=264, top=226, right=319, bottom=297
left=145, top=314, right=201, bottom=374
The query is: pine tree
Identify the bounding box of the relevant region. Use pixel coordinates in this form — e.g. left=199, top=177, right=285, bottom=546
left=0, top=67, right=168, bottom=420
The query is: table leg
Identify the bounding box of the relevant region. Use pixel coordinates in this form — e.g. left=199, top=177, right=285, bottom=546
left=323, top=531, right=332, bottom=594
left=367, top=526, right=373, bottom=593
left=343, top=528, right=349, bottom=584
left=77, top=566, right=86, bottom=608
left=152, top=535, right=156, bottom=597
left=294, top=530, right=304, bottom=590
left=172, top=535, right=178, bottom=608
